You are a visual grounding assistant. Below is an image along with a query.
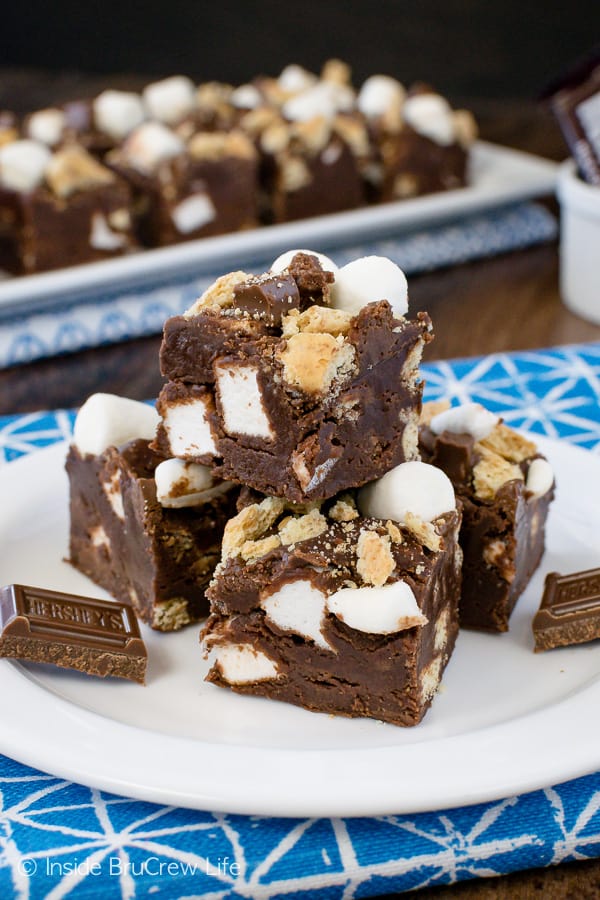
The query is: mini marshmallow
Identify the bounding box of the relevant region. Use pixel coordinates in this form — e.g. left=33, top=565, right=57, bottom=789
left=271, top=248, right=338, bottom=275
left=326, top=580, right=427, bottom=634
left=330, top=256, right=408, bottom=317
left=214, top=643, right=279, bottom=683
left=282, top=81, right=354, bottom=122
left=402, top=93, right=456, bottom=146
left=230, top=84, right=263, bottom=109
left=430, top=402, right=500, bottom=442
left=526, top=458, right=554, bottom=498
left=0, top=140, right=51, bottom=192
left=216, top=363, right=274, bottom=440
left=143, top=76, right=197, bottom=125
left=93, top=90, right=145, bottom=141
left=122, top=122, right=184, bottom=173
left=358, top=461, right=455, bottom=524
left=26, top=108, right=66, bottom=147
left=89, top=213, right=127, bottom=251
left=155, top=457, right=233, bottom=507
left=357, top=75, right=406, bottom=118
left=171, top=193, right=216, bottom=234
left=161, top=398, right=217, bottom=458
left=73, top=393, right=159, bottom=457
left=261, top=579, right=331, bottom=650
left=278, top=64, right=318, bottom=94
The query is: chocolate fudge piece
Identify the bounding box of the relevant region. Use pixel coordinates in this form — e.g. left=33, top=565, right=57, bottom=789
left=202, top=462, right=462, bottom=726
left=155, top=252, right=432, bottom=502
left=106, top=123, right=258, bottom=246
left=0, top=583, right=146, bottom=683
left=67, top=393, right=237, bottom=631
left=533, top=569, right=600, bottom=651
left=420, top=401, right=555, bottom=632
left=0, top=141, right=135, bottom=274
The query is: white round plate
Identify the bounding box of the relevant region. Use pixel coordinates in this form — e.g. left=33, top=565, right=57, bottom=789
left=0, top=436, right=599, bottom=817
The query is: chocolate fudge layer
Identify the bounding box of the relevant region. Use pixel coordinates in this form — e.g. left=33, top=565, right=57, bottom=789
left=202, top=475, right=462, bottom=726
left=155, top=252, right=432, bottom=503
left=420, top=401, right=555, bottom=632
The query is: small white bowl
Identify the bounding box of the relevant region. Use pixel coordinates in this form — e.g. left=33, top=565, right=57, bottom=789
left=557, top=160, right=600, bottom=324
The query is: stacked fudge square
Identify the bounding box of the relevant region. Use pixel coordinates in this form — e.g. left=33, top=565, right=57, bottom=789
left=0, top=63, right=477, bottom=273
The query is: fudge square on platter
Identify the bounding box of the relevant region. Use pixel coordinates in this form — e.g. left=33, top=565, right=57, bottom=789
left=202, top=460, right=463, bottom=727
left=419, top=401, right=555, bottom=632
left=66, top=394, right=237, bottom=631
left=155, top=251, right=432, bottom=502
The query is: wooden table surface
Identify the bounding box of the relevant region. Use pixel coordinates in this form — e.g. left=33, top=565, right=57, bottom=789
left=2, top=70, right=600, bottom=897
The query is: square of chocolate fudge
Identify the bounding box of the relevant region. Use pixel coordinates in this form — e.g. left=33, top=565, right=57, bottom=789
left=154, top=251, right=432, bottom=503
left=66, top=394, right=237, bottom=631
left=419, top=401, right=555, bottom=632
left=202, top=459, right=462, bottom=726
left=0, top=142, right=135, bottom=274
left=106, top=123, right=259, bottom=247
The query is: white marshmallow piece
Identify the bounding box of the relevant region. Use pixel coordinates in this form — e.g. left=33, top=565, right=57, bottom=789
left=0, top=140, right=51, bottom=193
left=327, top=580, right=427, bottom=634
left=89, top=213, right=127, bottom=251
left=358, top=461, right=455, bottom=524
left=161, top=398, right=217, bottom=458
left=73, top=393, right=159, bottom=457
left=282, top=82, right=354, bottom=122
left=122, top=122, right=184, bottom=173
left=357, top=75, right=406, bottom=118
left=214, top=643, right=279, bottom=684
left=270, top=248, right=338, bottom=276
left=526, top=458, right=554, bottom=498
left=155, top=457, right=232, bottom=507
left=402, top=93, right=456, bottom=146
left=27, top=108, right=66, bottom=147
left=278, top=64, right=318, bottom=94
left=216, top=363, right=274, bottom=440
left=93, top=90, right=145, bottom=141
left=171, top=193, right=216, bottom=233
left=230, top=84, right=263, bottom=109
left=261, top=579, right=331, bottom=650
left=331, top=256, right=408, bottom=317
left=430, top=402, right=500, bottom=442
left=143, top=76, right=197, bottom=125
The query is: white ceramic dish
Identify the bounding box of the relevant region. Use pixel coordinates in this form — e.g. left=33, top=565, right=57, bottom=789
left=0, top=141, right=558, bottom=321
left=1, top=435, right=599, bottom=817
left=557, top=160, right=600, bottom=325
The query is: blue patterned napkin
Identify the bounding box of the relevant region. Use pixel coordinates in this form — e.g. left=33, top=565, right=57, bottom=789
left=0, top=201, right=556, bottom=370
left=1, top=342, right=600, bottom=898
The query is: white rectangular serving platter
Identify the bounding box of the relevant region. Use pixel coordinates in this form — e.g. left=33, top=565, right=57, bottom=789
left=0, top=141, right=559, bottom=322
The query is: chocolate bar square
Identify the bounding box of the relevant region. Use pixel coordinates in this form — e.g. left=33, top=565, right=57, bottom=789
left=202, top=489, right=462, bottom=726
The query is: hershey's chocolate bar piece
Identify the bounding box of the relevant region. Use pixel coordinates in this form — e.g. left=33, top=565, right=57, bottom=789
left=546, top=52, right=600, bottom=185
left=233, top=272, right=300, bottom=324
left=0, top=584, right=147, bottom=682
left=533, top=568, right=600, bottom=652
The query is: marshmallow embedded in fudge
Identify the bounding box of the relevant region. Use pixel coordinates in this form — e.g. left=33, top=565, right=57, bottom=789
left=155, top=457, right=233, bottom=507
left=93, top=90, right=145, bottom=141
left=526, top=458, right=554, bottom=498
left=213, top=644, right=279, bottom=684
left=160, top=395, right=218, bottom=458
left=326, top=580, right=427, bottom=634
left=26, top=108, right=66, bottom=147
left=430, top=402, right=500, bottom=442
left=73, top=393, right=160, bottom=457
left=171, top=193, right=216, bottom=233
left=215, top=362, right=275, bottom=439
left=270, top=248, right=338, bottom=276
left=331, top=256, right=408, bottom=317
left=402, top=93, right=456, bottom=146
left=0, top=140, right=51, bottom=192
left=89, top=212, right=128, bottom=250
left=359, top=461, right=455, bottom=524
left=261, top=578, right=330, bottom=649
left=143, top=76, right=197, bottom=125
left=121, top=122, right=185, bottom=173
left=358, top=75, right=406, bottom=118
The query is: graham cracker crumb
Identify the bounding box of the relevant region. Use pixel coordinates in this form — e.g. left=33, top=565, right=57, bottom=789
left=329, top=496, right=359, bottom=522
left=472, top=446, right=524, bottom=501
left=282, top=305, right=353, bottom=338
left=241, top=534, right=281, bottom=562
left=322, top=58, right=351, bottom=85
left=454, top=109, right=478, bottom=147
left=478, top=423, right=537, bottom=464
left=188, top=129, right=257, bottom=161
left=420, top=399, right=451, bottom=426
left=45, top=145, right=114, bottom=198
left=184, top=270, right=250, bottom=316
left=152, top=598, right=192, bottom=631
left=279, top=332, right=356, bottom=394
left=356, top=529, right=395, bottom=587
left=278, top=508, right=328, bottom=545
left=334, top=116, right=369, bottom=157
left=222, top=497, right=285, bottom=559
left=280, top=156, right=311, bottom=192
left=294, top=116, right=331, bottom=154
left=386, top=521, right=403, bottom=543
left=404, top=512, right=442, bottom=552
